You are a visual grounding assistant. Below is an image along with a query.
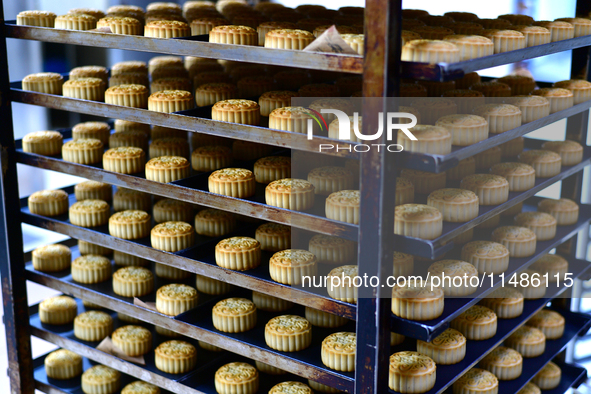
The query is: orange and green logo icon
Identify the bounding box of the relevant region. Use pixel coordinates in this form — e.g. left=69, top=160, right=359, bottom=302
left=305, top=108, right=328, bottom=132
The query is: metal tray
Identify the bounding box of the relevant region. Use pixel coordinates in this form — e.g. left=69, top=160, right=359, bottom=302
left=20, top=192, right=356, bottom=319
left=4, top=23, right=362, bottom=74
left=14, top=125, right=359, bottom=241
left=541, top=361, right=588, bottom=394
left=29, top=299, right=220, bottom=394
left=23, top=243, right=355, bottom=391
left=389, top=205, right=591, bottom=340
left=388, top=307, right=591, bottom=394
left=7, top=23, right=591, bottom=82
left=16, top=132, right=591, bottom=256
left=20, top=188, right=591, bottom=340
left=28, top=292, right=354, bottom=392
left=397, top=105, right=591, bottom=172
left=29, top=297, right=591, bottom=394
left=10, top=86, right=358, bottom=160
left=12, top=85, right=591, bottom=176
left=33, top=354, right=147, bottom=394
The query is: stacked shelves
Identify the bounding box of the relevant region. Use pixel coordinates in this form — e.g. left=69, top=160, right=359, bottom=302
left=1, top=3, right=591, bottom=394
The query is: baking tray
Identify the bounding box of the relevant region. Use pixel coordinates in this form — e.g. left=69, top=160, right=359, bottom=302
left=541, top=361, right=588, bottom=394
left=496, top=309, right=591, bottom=394
left=29, top=299, right=222, bottom=394
left=388, top=200, right=591, bottom=340
left=13, top=84, right=591, bottom=177
left=29, top=291, right=354, bottom=392
left=32, top=350, right=312, bottom=394
left=397, top=139, right=591, bottom=258
left=20, top=192, right=356, bottom=319
left=33, top=354, right=150, bottom=394
left=14, top=124, right=359, bottom=242
left=29, top=295, right=591, bottom=394
left=16, top=134, right=591, bottom=257
left=23, top=243, right=355, bottom=391
left=20, top=186, right=591, bottom=340
left=4, top=22, right=363, bottom=74
left=8, top=22, right=591, bottom=82
left=10, top=86, right=359, bottom=161
left=388, top=307, right=591, bottom=394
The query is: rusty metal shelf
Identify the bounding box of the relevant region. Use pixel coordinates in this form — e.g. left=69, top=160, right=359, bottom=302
left=10, top=87, right=358, bottom=160
left=11, top=86, right=591, bottom=176
left=29, top=299, right=315, bottom=394
left=389, top=299, right=591, bottom=394
left=7, top=23, right=591, bottom=83
left=15, top=131, right=591, bottom=258
left=390, top=202, right=591, bottom=340
left=397, top=140, right=591, bottom=259
left=4, top=22, right=362, bottom=74
left=5, top=1, right=591, bottom=393
left=25, top=264, right=355, bottom=391
left=21, top=192, right=357, bottom=320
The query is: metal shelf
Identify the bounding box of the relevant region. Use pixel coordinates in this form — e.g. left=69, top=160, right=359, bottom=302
left=21, top=199, right=357, bottom=320
left=25, top=264, right=355, bottom=392
left=15, top=133, right=591, bottom=257
left=7, top=23, right=591, bottom=83
left=29, top=299, right=315, bottom=394
left=398, top=101, right=591, bottom=173
left=5, top=3, right=591, bottom=394
left=27, top=280, right=591, bottom=394
left=20, top=189, right=591, bottom=340
left=396, top=142, right=591, bottom=259
left=15, top=131, right=359, bottom=242
left=10, top=87, right=358, bottom=160
left=12, top=86, right=591, bottom=174
left=4, top=23, right=362, bottom=74
left=390, top=203, right=591, bottom=340
left=389, top=307, right=591, bottom=394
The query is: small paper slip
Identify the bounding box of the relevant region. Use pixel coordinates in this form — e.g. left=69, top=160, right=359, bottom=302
left=303, top=26, right=359, bottom=54
left=96, top=337, right=146, bottom=365
left=133, top=297, right=158, bottom=312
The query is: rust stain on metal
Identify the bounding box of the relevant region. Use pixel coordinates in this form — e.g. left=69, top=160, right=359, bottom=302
left=326, top=54, right=364, bottom=74
left=2, top=277, right=35, bottom=394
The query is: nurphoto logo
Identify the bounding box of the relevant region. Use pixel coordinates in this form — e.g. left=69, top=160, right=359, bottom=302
left=305, top=109, right=418, bottom=153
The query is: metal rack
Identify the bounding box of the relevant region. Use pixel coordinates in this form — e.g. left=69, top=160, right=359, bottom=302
left=1, top=1, right=591, bottom=394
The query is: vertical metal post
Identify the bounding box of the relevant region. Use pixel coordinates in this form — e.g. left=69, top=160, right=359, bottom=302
left=354, top=0, right=402, bottom=393
left=557, top=0, right=591, bottom=257
left=0, top=5, right=35, bottom=394
left=555, top=0, right=591, bottom=362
